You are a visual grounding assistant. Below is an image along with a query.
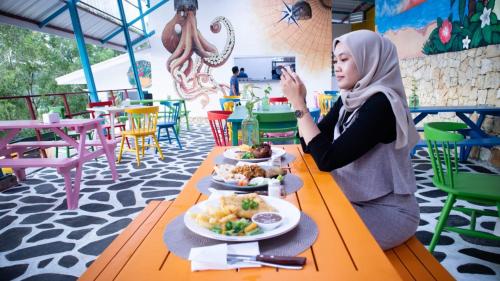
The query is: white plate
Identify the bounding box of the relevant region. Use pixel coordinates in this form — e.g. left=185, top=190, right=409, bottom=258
left=223, top=147, right=286, bottom=162
left=184, top=196, right=300, bottom=242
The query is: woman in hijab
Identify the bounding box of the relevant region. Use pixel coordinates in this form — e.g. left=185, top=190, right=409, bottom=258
left=280, top=30, right=420, bottom=250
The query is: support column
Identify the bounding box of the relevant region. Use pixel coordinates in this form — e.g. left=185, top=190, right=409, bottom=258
left=67, top=0, right=98, bottom=102
left=117, top=0, right=144, bottom=100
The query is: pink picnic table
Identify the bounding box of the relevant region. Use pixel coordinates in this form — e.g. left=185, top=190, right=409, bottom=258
left=0, top=119, right=118, bottom=209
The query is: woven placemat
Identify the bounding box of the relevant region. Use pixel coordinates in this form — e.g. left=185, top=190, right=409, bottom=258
left=213, top=153, right=296, bottom=166
left=196, top=174, right=303, bottom=195
left=163, top=212, right=318, bottom=259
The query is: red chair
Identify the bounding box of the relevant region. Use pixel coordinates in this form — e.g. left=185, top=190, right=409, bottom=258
left=269, top=97, right=288, bottom=105
left=88, top=101, right=130, bottom=147
left=207, top=110, right=232, bottom=146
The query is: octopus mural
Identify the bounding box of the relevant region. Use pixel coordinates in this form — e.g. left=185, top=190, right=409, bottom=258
left=161, top=0, right=235, bottom=103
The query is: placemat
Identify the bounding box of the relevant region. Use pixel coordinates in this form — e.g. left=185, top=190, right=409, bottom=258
left=213, top=153, right=296, bottom=166
left=196, top=174, right=304, bottom=195
left=163, top=212, right=318, bottom=259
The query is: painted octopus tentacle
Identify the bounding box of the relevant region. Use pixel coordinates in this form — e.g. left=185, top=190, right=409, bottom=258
left=169, top=22, right=194, bottom=73
left=202, top=16, right=235, bottom=67
left=166, top=27, right=188, bottom=72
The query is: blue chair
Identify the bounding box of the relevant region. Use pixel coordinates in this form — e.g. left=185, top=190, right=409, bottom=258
left=157, top=101, right=182, bottom=149
left=324, top=90, right=339, bottom=96
left=309, top=108, right=320, bottom=123
left=219, top=97, right=240, bottom=111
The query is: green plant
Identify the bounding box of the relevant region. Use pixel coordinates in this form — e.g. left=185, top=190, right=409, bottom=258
left=423, top=0, right=499, bottom=55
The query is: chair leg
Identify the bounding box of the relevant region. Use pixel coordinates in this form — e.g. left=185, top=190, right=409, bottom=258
left=152, top=134, right=164, bottom=160
left=171, top=127, right=183, bottom=149
left=429, top=194, right=456, bottom=253
left=117, top=135, right=126, bottom=163
left=142, top=136, right=146, bottom=156
left=134, top=137, right=141, bottom=167
left=165, top=127, right=172, bottom=144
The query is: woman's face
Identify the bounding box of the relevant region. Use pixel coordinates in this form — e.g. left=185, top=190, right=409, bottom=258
left=333, top=42, right=360, bottom=90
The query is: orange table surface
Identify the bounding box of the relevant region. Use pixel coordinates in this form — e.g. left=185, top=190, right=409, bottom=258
left=80, top=145, right=403, bottom=281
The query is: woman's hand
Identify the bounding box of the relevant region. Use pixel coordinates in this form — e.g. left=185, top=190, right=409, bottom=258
left=280, top=66, right=307, bottom=110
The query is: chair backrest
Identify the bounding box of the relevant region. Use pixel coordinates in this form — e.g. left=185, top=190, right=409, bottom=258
left=324, top=90, right=339, bottom=95
left=159, top=101, right=181, bottom=124
left=219, top=98, right=240, bottom=111
left=207, top=110, right=232, bottom=146
left=124, top=106, right=159, bottom=133
left=317, top=94, right=338, bottom=116
left=309, top=108, right=320, bottom=123
left=256, top=112, right=297, bottom=131
left=424, top=122, right=467, bottom=189
left=269, top=97, right=288, bottom=105
left=88, top=101, right=113, bottom=118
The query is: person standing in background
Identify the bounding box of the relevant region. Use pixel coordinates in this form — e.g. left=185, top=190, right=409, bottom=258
left=229, top=66, right=240, bottom=96
left=238, top=67, right=248, bottom=78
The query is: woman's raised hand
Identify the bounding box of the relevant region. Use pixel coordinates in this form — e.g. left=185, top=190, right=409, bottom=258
left=280, top=66, right=307, bottom=110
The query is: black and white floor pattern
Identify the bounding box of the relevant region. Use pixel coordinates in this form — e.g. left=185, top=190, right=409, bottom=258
left=0, top=122, right=498, bottom=281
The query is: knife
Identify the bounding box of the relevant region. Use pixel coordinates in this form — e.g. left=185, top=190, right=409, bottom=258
left=227, top=258, right=303, bottom=270
left=227, top=254, right=306, bottom=266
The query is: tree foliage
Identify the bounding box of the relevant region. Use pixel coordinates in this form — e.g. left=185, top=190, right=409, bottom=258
left=0, top=24, right=120, bottom=138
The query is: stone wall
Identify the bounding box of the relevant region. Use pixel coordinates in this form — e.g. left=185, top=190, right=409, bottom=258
left=399, top=44, right=500, bottom=167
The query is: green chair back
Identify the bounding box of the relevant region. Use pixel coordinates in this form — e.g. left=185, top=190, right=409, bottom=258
left=423, top=122, right=500, bottom=253
left=424, top=122, right=466, bottom=190
left=256, top=112, right=298, bottom=144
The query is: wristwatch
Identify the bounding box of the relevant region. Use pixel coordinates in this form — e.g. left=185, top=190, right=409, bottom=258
left=294, top=108, right=309, bottom=119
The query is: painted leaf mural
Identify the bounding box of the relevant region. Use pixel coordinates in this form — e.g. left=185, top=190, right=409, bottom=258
left=423, top=0, right=500, bottom=54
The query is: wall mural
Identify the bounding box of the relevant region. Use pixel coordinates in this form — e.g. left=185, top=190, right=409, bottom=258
left=376, top=0, right=500, bottom=58
left=127, top=60, right=152, bottom=88
left=161, top=0, right=235, bottom=101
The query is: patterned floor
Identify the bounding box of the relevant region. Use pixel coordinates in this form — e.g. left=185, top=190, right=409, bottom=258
left=0, top=122, right=498, bottom=281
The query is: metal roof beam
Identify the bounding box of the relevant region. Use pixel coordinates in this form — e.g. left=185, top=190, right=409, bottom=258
left=101, top=0, right=169, bottom=44
left=38, top=3, right=70, bottom=28
left=131, top=30, right=155, bottom=46
left=117, top=0, right=143, bottom=100
left=68, top=0, right=98, bottom=102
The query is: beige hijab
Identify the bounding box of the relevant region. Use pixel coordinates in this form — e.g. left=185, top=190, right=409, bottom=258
left=333, top=30, right=419, bottom=150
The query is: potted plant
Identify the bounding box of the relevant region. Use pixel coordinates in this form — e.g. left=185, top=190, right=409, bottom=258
left=241, top=85, right=261, bottom=146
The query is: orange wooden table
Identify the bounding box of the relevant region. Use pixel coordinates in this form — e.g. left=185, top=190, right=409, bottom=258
left=80, top=145, right=404, bottom=281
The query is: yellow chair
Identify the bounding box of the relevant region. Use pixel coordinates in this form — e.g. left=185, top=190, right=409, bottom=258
left=117, top=106, right=164, bottom=166
left=317, top=94, right=337, bottom=116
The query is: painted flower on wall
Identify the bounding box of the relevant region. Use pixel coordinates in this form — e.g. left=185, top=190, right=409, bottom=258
left=480, top=7, right=492, bottom=27
left=439, top=19, right=453, bottom=43
left=127, top=60, right=152, bottom=88
left=423, top=0, right=500, bottom=55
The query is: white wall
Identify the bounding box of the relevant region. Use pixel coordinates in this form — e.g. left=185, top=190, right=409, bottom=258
left=149, top=0, right=331, bottom=117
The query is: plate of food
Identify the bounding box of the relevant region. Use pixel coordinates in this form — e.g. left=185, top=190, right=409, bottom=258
left=211, top=163, right=286, bottom=190
left=223, top=143, right=286, bottom=162
left=185, top=193, right=300, bottom=241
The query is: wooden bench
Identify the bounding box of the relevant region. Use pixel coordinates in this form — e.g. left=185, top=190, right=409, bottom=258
left=81, top=200, right=454, bottom=281
left=385, top=237, right=454, bottom=280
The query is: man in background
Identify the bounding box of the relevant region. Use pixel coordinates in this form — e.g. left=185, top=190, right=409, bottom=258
left=229, top=66, right=240, bottom=96
left=238, top=67, right=248, bottom=78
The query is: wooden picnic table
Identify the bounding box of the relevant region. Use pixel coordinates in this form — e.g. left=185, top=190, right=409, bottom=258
left=81, top=145, right=408, bottom=280
left=0, top=119, right=118, bottom=209
left=410, top=105, right=500, bottom=160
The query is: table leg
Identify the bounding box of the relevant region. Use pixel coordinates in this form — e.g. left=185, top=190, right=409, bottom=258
left=110, top=112, right=116, bottom=140
left=96, top=123, right=118, bottom=181
left=412, top=113, right=428, bottom=126
left=231, top=122, right=240, bottom=146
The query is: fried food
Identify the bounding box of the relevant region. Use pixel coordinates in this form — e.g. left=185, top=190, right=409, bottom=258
left=251, top=143, right=272, bottom=158
left=232, top=165, right=266, bottom=179
left=220, top=193, right=276, bottom=219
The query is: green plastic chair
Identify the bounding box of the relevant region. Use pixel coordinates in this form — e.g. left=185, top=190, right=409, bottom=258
left=424, top=122, right=500, bottom=253
left=256, top=112, right=298, bottom=144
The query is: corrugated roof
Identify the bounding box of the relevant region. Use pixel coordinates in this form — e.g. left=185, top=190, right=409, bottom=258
left=0, top=0, right=146, bottom=51
left=332, top=0, right=374, bottom=23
